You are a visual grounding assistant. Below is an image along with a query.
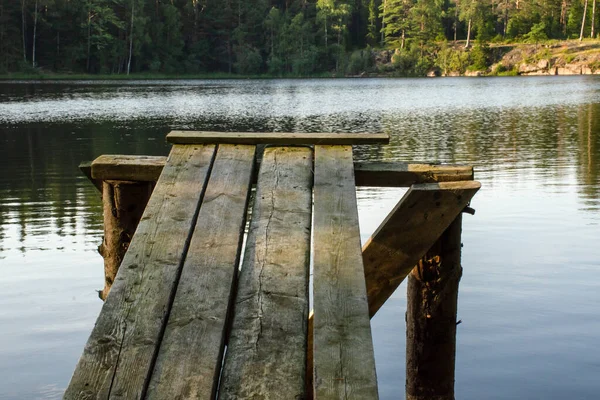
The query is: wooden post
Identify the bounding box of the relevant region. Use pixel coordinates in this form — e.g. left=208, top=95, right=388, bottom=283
left=406, top=215, right=463, bottom=400
left=97, top=180, right=153, bottom=300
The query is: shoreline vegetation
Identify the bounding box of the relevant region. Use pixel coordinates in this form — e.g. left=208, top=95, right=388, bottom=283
left=3, top=0, right=600, bottom=80
left=2, top=39, right=600, bottom=80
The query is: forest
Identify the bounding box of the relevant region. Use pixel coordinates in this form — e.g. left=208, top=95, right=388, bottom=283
left=0, top=0, right=598, bottom=76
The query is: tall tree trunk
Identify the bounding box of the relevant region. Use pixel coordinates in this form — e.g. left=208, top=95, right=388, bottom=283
left=401, top=29, right=405, bottom=49
left=381, top=0, right=386, bottom=45
left=591, top=0, right=596, bottom=38
left=32, top=0, right=37, bottom=68
left=127, top=1, right=134, bottom=75
left=21, top=0, right=27, bottom=62
left=561, top=0, right=567, bottom=34
left=454, top=1, right=458, bottom=41
left=503, top=0, right=509, bottom=36
left=87, top=10, right=92, bottom=72
left=580, top=0, right=589, bottom=41
left=465, top=18, right=472, bottom=48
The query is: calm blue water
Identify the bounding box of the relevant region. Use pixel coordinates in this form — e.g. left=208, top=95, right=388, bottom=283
left=0, top=77, right=599, bottom=399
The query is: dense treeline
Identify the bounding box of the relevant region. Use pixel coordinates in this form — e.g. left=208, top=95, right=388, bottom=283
left=0, top=0, right=598, bottom=75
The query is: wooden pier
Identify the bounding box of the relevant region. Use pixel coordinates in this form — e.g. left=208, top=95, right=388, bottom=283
left=71, top=132, right=480, bottom=400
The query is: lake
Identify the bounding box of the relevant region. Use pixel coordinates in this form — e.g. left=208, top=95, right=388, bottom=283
left=0, top=77, right=598, bottom=399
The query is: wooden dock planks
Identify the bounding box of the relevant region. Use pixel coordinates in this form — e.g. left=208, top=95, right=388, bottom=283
left=362, top=181, right=481, bottom=317
left=64, top=144, right=216, bottom=399
left=312, top=145, right=379, bottom=399
left=219, top=146, right=313, bottom=399
left=147, top=144, right=256, bottom=399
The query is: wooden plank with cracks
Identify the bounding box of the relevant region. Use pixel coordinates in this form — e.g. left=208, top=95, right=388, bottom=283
left=64, top=144, right=216, bottom=400
left=312, top=145, right=379, bottom=399
left=147, top=144, right=257, bottom=399
left=219, top=146, right=313, bottom=399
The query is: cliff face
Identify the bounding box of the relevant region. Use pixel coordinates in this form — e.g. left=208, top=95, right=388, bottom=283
left=498, top=42, right=600, bottom=76
left=370, top=41, right=600, bottom=77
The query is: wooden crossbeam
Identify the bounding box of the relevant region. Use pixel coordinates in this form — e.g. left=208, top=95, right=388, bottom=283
left=312, top=145, right=379, bottom=399
left=91, top=155, right=167, bottom=181
left=167, top=131, right=389, bottom=145
left=147, top=144, right=256, bottom=398
left=219, top=147, right=313, bottom=399
left=363, top=181, right=481, bottom=317
left=65, top=145, right=216, bottom=399
left=85, top=155, right=472, bottom=188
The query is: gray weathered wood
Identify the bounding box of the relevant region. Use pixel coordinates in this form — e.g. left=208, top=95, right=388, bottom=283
left=362, top=181, right=481, bottom=317
left=354, top=162, right=473, bottom=186
left=167, top=131, right=389, bottom=145
left=147, top=144, right=256, bottom=399
left=64, top=144, right=216, bottom=400
left=92, top=155, right=167, bottom=182
left=83, top=156, right=473, bottom=190
left=312, top=145, right=379, bottom=400
left=219, top=146, right=313, bottom=400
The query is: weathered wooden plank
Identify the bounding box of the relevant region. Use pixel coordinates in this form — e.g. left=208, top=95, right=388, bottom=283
left=354, top=162, right=473, bottom=186
left=84, top=155, right=474, bottom=189
left=147, top=144, right=257, bottom=399
left=167, top=131, right=389, bottom=145
left=64, top=144, right=216, bottom=400
left=312, top=145, right=379, bottom=399
left=362, top=181, right=481, bottom=317
left=219, top=147, right=313, bottom=399
left=92, top=155, right=167, bottom=182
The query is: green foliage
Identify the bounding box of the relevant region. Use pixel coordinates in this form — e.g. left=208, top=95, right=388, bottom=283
left=524, top=22, right=549, bottom=45
left=468, top=43, right=490, bottom=70
left=0, top=0, right=596, bottom=76
left=347, top=48, right=373, bottom=74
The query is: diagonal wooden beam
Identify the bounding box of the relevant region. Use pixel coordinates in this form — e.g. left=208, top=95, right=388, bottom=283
left=362, top=181, right=481, bottom=317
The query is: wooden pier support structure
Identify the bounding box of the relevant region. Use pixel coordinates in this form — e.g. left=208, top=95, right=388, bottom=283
left=74, top=131, right=480, bottom=400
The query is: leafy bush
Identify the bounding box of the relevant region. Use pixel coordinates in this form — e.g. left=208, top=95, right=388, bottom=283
left=347, top=48, right=373, bottom=75
left=524, top=22, right=548, bottom=45
left=468, top=44, right=490, bottom=71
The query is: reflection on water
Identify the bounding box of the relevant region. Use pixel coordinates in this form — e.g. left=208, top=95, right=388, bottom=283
left=0, top=78, right=598, bottom=399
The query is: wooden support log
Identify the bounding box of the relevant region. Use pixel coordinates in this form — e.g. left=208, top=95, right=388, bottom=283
left=406, top=215, right=463, bottom=400
left=98, top=180, right=154, bottom=300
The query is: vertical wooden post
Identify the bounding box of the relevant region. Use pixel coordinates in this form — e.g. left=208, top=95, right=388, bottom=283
left=97, top=180, right=153, bottom=300
left=406, top=214, right=463, bottom=400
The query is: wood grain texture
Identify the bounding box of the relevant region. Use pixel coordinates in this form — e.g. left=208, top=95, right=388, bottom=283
left=92, top=155, right=167, bottom=182
left=167, top=131, right=389, bottom=145
left=147, top=144, right=256, bottom=399
left=85, top=156, right=473, bottom=189
left=218, top=147, right=313, bottom=400
left=64, top=144, right=216, bottom=400
left=79, top=161, right=103, bottom=192
left=354, top=162, right=474, bottom=186
left=312, top=145, right=379, bottom=400
left=362, top=181, right=480, bottom=317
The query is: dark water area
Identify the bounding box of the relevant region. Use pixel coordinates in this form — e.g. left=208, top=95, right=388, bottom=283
left=0, top=77, right=598, bottom=399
